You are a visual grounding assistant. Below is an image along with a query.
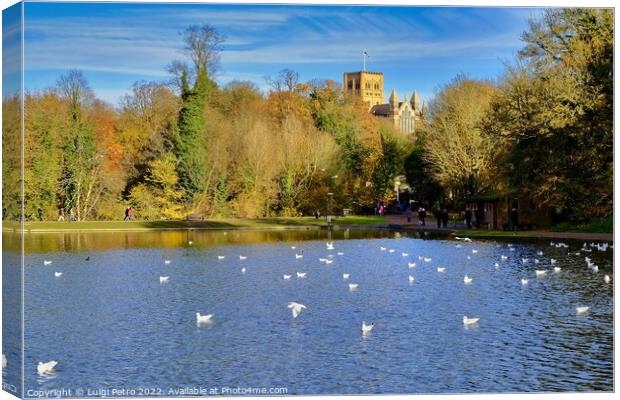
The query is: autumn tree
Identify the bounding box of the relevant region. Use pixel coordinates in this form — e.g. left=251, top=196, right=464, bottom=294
left=485, top=8, right=613, bottom=222
left=55, top=70, right=98, bottom=221
left=129, top=153, right=184, bottom=219
left=424, top=76, right=498, bottom=199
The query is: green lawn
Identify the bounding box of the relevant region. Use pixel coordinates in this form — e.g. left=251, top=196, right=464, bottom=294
left=5, top=216, right=387, bottom=232
left=453, top=230, right=540, bottom=238
left=550, top=216, right=613, bottom=234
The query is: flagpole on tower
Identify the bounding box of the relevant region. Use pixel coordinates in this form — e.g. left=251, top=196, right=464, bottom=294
left=363, top=50, right=368, bottom=71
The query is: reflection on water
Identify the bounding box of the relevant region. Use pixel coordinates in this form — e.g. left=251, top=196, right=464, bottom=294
left=14, top=230, right=615, bottom=394
left=7, top=228, right=441, bottom=254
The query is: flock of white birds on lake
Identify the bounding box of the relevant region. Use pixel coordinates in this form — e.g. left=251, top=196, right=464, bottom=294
left=34, top=236, right=613, bottom=377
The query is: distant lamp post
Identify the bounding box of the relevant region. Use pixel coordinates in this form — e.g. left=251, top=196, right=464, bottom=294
left=327, top=192, right=334, bottom=226
left=395, top=180, right=401, bottom=204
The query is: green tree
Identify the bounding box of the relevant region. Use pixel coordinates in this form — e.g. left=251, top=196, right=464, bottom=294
left=404, top=141, right=444, bottom=207
left=169, top=24, right=224, bottom=200
left=372, top=125, right=409, bottom=200
left=485, top=8, right=613, bottom=222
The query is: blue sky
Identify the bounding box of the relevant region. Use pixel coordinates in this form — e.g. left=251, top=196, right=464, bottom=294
left=16, top=2, right=543, bottom=106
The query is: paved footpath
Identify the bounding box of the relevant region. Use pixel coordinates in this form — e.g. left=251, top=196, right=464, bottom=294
left=385, top=214, right=613, bottom=242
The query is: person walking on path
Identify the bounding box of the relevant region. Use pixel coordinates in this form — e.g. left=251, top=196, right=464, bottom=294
left=510, top=207, right=519, bottom=231
left=464, top=208, right=472, bottom=229
left=406, top=207, right=412, bottom=223
left=58, top=208, right=65, bottom=222
left=124, top=207, right=130, bottom=221
left=418, top=207, right=426, bottom=226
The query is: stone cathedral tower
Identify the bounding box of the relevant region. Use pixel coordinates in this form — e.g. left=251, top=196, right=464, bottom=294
left=343, top=71, right=384, bottom=106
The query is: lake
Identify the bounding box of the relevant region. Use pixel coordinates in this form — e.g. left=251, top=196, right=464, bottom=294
left=8, top=229, right=615, bottom=395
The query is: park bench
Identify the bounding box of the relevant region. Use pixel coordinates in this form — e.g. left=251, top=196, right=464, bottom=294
left=186, top=214, right=205, bottom=221
left=502, top=223, right=537, bottom=231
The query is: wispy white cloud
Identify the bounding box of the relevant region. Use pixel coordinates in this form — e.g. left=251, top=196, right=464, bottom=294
left=221, top=32, right=522, bottom=65
left=21, top=4, right=534, bottom=105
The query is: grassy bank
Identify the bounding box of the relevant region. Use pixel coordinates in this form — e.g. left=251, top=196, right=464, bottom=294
left=452, top=230, right=540, bottom=239
left=550, top=216, right=613, bottom=234
left=4, top=216, right=387, bottom=232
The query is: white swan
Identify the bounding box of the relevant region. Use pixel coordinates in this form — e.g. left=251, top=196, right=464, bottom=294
left=296, top=272, right=307, bottom=278
left=337, top=252, right=344, bottom=256
left=196, top=313, right=213, bottom=324
left=362, top=321, right=374, bottom=334
left=325, top=259, right=333, bottom=264
left=291, top=246, right=296, bottom=250
left=495, top=263, right=500, bottom=269
left=319, top=258, right=328, bottom=263
left=501, top=255, right=508, bottom=260
left=534, top=259, right=540, bottom=264
left=217, top=256, right=225, bottom=260
left=326, top=242, right=335, bottom=250
left=380, top=247, right=387, bottom=251
left=37, top=360, right=58, bottom=375
left=43, top=260, right=52, bottom=266
left=537, top=251, right=543, bottom=256
left=388, top=249, right=395, bottom=253
left=54, top=272, right=62, bottom=278
left=591, top=265, right=599, bottom=273
left=437, top=267, right=446, bottom=273
left=604, top=275, right=611, bottom=283
left=471, top=249, right=478, bottom=254
left=159, top=276, right=169, bottom=283
left=288, top=302, right=306, bottom=318
left=342, top=273, right=350, bottom=280
left=283, top=274, right=292, bottom=280
left=553, top=267, right=561, bottom=273
left=522, top=258, right=529, bottom=264
left=464, top=275, right=473, bottom=284
left=164, top=260, right=171, bottom=265
left=462, top=316, right=479, bottom=325
left=402, top=252, right=409, bottom=257
left=535, top=270, right=547, bottom=276
left=424, top=257, right=432, bottom=263
left=521, top=278, right=529, bottom=285
left=408, top=275, right=415, bottom=283
left=239, top=255, right=247, bottom=260
left=295, top=254, right=303, bottom=259
left=550, top=258, right=557, bottom=265
left=241, top=268, right=246, bottom=273
left=576, top=306, right=589, bottom=315
left=349, top=283, right=359, bottom=290
left=408, top=262, right=416, bottom=269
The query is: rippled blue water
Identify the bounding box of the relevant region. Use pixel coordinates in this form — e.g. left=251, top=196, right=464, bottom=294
left=21, top=230, right=613, bottom=395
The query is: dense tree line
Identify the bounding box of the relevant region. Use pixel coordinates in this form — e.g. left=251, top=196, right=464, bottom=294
left=410, top=8, right=612, bottom=223
left=2, top=25, right=409, bottom=221
left=2, top=9, right=612, bottom=224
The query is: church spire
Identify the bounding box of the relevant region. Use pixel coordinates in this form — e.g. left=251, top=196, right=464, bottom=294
left=389, top=89, right=398, bottom=108
left=411, top=91, right=420, bottom=111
